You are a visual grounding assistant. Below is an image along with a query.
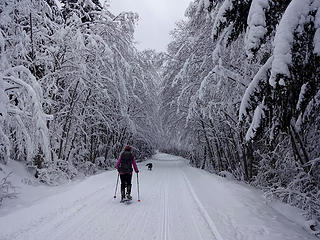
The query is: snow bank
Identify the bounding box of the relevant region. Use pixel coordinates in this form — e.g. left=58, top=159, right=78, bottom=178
left=184, top=163, right=318, bottom=240
left=0, top=160, right=84, bottom=217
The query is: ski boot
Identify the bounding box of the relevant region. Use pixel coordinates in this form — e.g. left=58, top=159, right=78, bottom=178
left=126, top=184, right=132, bottom=200
left=120, top=184, right=126, bottom=203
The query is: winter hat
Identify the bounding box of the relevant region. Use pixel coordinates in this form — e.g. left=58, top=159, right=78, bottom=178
left=125, top=145, right=131, bottom=151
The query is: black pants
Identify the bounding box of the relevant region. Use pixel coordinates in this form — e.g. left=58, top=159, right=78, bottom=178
left=120, top=173, right=132, bottom=188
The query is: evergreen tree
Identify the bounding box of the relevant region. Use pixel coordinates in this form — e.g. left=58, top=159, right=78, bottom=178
left=61, top=0, right=102, bottom=23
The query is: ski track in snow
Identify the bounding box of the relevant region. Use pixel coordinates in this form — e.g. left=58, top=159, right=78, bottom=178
left=182, top=171, right=221, bottom=240
left=0, top=153, right=317, bottom=240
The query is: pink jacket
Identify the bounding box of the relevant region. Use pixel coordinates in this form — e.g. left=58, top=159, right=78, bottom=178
left=116, top=155, right=139, bottom=174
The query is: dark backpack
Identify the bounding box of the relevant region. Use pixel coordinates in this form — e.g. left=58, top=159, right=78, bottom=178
left=118, top=151, right=133, bottom=173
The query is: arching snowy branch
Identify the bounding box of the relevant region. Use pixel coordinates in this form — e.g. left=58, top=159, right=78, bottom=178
left=245, top=0, right=270, bottom=59
left=269, top=0, right=313, bottom=87
left=239, top=56, right=272, bottom=122
left=212, top=0, right=233, bottom=38
left=2, top=66, right=52, bottom=162
left=245, top=102, right=265, bottom=141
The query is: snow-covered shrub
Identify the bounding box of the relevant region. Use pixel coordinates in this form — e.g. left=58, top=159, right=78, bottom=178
left=108, top=158, right=118, bottom=168
left=266, top=171, right=320, bottom=230
left=0, top=173, right=17, bottom=206
left=95, top=157, right=108, bottom=169
left=36, top=162, right=77, bottom=186
left=218, top=171, right=236, bottom=180
left=77, top=161, right=97, bottom=176
left=253, top=135, right=320, bottom=223
left=56, top=160, right=78, bottom=179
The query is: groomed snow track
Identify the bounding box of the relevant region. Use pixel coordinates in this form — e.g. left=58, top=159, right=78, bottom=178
left=0, top=153, right=316, bottom=240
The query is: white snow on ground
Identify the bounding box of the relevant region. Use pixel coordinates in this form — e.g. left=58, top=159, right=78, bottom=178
left=0, top=160, right=82, bottom=216
left=0, top=153, right=317, bottom=240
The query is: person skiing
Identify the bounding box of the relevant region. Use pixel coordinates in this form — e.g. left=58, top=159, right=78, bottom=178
left=116, top=145, right=139, bottom=202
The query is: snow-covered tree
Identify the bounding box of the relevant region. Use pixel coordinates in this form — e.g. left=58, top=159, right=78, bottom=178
left=160, top=0, right=320, bottom=223
left=1, top=0, right=158, bottom=184
left=61, top=0, right=102, bottom=23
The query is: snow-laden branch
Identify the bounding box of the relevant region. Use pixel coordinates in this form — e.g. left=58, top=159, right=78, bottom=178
left=0, top=82, right=10, bottom=163
left=245, top=101, right=265, bottom=141
left=269, top=0, right=313, bottom=87
left=1, top=66, right=52, bottom=162
left=239, top=56, right=273, bottom=122
left=296, top=83, right=308, bottom=112
left=212, top=0, right=233, bottom=38
left=245, top=0, right=270, bottom=59
left=213, top=64, right=246, bottom=87
left=172, top=58, right=190, bottom=87
left=314, top=7, right=320, bottom=55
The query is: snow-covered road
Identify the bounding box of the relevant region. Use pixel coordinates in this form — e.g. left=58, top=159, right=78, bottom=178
left=0, top=153, right=316, bottom=240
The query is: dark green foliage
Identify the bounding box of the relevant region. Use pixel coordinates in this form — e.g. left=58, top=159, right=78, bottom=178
left=290, top=11, right=320, bottom=119
left=225, top=0, right=252, bottom=43
left=61, top=0, right=102, bottom=23
left=271, top=9, right=320, bottom=135
left=208, top=0, right=214, bottom=12
left=213, top=0, right=252, bottom=43
left=265, top=0, right=291, bottom=37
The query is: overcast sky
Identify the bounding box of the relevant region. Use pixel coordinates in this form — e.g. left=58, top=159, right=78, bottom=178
left=108, top=0, right=192, bottom=52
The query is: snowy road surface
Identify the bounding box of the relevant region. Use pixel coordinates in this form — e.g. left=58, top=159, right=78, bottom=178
left=0, top=153, right=316, bottom=240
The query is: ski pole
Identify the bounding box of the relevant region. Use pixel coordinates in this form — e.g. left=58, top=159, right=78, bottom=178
left=137, top=172, right=141, bottom=202
left=114, top=172, right=120, bottom=198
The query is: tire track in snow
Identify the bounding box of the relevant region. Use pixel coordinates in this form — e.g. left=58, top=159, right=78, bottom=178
left=182, top=171, right=224, bottom=240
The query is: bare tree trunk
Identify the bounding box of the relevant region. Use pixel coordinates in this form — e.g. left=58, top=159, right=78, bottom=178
left=29, top=13, right=35, bottom=72
left=90, top=128, right=95, bottom=163
left=290, top=124, right=310, bottom=165
left=231, top=135, right=241, bottom=165
left=289, top=126, right=309, bottom=173
left=65, top=89, right=91, bottom=162
left=246, top=142, right=254, bottom=180
left=201, top=146, right=207, bottom=169
left=239, top=130, right=249, bottom=181
left=104, top=133, right=113, bottom=163
left=58, top=81, right=79, bottom=160
left=200, top=119, right=215, bottom=169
